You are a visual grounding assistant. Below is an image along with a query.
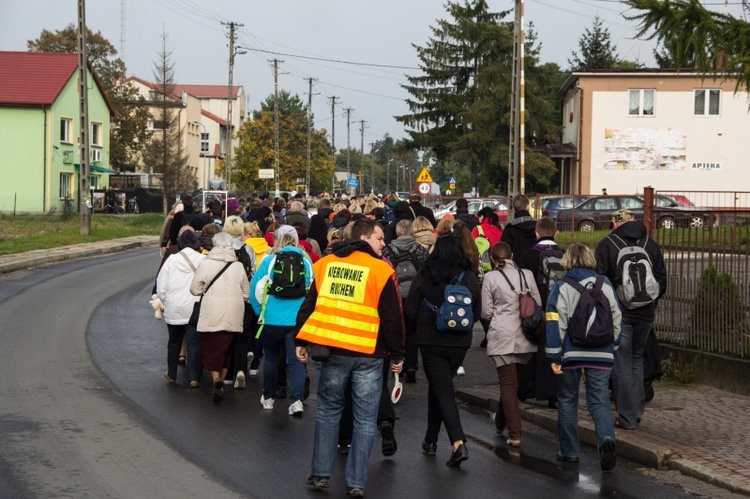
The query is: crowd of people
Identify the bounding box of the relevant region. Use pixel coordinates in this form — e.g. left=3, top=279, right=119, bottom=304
left=151, top=190, right=666, bottom=497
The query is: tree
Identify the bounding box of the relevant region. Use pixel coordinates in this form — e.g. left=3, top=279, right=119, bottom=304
left=625, top=0, right=750, bottom=92
left=233, top=94, right=335, bottom=193
left=568, top=16, right=621, bottom=70
left=141, top=33, right=193, bottom=212
left=27, top=24, right=150, bottom=171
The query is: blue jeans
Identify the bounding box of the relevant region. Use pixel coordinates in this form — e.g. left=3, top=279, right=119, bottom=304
left=557, top=367, right=615, bottom=458
left=261, top=326, right=305, bottom=402
left=612, top=317, right=650, bottom=428
left=167, top=323, right=201, bottom=382
left=311, top=354, right=383, bottom=489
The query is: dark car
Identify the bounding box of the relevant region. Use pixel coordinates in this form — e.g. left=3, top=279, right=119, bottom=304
left=538, top=195, right=592, bottom=220
left=652, top=194, right=712, bottom=229
left=555, top=195, right=645, bottom=231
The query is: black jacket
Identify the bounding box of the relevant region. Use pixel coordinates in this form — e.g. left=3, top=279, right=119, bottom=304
left=169, top=206, right=202, bottom=244
left=385, top=201, right=415, bottom=245
left=594, top=221, right=667, bottom=321
left=410, top=201, right=437, bottom=227
left=454, top=209, right=478, bottom=231
left=500, top=210, right=537, bottom=264
left=517, top=236, right=559, bottom=307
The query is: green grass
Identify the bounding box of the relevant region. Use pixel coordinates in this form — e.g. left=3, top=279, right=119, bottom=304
left=0, top=213, right=164, bottom=255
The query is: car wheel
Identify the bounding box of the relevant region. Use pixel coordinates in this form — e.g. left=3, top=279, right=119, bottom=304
left=659, top=216, right=676, bottom=230
left=578, top=220, right=596, bottom=232
left=689, top=216, right=704, bottom=229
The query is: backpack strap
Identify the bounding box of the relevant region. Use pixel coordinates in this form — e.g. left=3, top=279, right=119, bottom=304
left=423, top=298, right=437, bottom=312
left=560, top=275, right=585, bottom=294
left=477, top=225, right=485, bottom=237
left=497, top=269, right=517, bottom=293
left=608, top=234, right=627, bottom=251
left=180, top=251, right=197, bottom=272
left=452, top=271, right=466, bottom=285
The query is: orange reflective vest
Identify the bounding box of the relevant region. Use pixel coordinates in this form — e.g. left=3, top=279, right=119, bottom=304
left=297, top=251, right=394, bottom=354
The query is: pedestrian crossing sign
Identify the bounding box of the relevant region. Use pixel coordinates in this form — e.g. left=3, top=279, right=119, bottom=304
left=416, top=168, right=433, bottom=184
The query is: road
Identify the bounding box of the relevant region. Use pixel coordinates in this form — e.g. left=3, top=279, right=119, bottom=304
left=0, top=248, right=704, bottom=498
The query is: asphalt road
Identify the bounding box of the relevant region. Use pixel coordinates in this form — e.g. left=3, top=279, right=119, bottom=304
left=0, top=248, right=700, bottom=498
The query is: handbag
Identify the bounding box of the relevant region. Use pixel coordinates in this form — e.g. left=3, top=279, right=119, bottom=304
left=498, top=268, right=544, bottom=344
left=188, top=262, right=233, bottom=328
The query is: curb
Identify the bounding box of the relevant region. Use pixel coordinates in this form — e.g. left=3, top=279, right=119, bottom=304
left=0, top=237, right=159, bottom=275
left=456, top=386, right=749, bottom=496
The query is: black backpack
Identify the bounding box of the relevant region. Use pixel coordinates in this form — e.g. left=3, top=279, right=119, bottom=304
left=560, top=275, right=614, bottom=348
left=235, top=246, right=255, bottom=280
left=268, top=251, right=308, bottom=298
left=390, top=246, right=419, bottom=298
left=536, top=246, right=565, bottom=305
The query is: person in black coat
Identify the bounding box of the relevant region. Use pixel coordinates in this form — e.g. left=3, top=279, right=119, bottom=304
left=500, top=195, right=537, bottom=264
left=384, top=201, right=415, bottom=245
left=454, top=198, right=478, bottom=231
left=169, top=195, right=201, bottom=245
left=409, top=194, right=437, bottom=227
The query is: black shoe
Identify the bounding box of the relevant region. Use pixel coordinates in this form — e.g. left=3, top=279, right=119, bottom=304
left=338, top=443, right=351, bottom=455
left=212, top=379, right=224, bottom=404
left=275, top=385, right=287, bottom=399
left=404, top=369, right=416, bottom=384
left=305, top=474, right=329, bottom=488
left=547, top=399, right=558, bottom=409
left=479, top=338, right=487, bottom=349
left=347, top=486, right=365, bottom=498
left=380, top=421, right=397, bottom=456
left=600, top=438, right=616, bottom=471
left=446, top=443, right=468, bottom=467
left=422, top=441, right=437, bottom=455
left=556, top=451, right=579, bottom=463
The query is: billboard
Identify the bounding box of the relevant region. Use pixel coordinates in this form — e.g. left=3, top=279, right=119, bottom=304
left=603, top=128, right=687, bottom=171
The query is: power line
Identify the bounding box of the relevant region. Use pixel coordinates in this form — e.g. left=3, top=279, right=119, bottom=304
left=241, top=47, right=420, bottom=70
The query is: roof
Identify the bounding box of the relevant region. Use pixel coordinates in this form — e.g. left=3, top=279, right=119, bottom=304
left=544, top=143, right=577, bottom=158
left=557, top=68, right=730, bottom=97
left=122, top=76, right=241, bottom=100
left=201, top=109, right=228, bottom=126
left=0, top=51, right=115, bottom=115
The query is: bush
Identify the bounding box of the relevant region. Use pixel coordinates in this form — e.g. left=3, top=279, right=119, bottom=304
left=690, top=266, right=749, bottom=341
left=660, top=353, right=694, bottom=384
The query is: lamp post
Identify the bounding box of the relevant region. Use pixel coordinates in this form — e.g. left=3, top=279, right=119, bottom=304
left=387, top=158, right=393, bottom=193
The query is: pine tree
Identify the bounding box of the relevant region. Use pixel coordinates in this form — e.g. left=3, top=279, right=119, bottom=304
left=568, top=16, right=621, bottom=70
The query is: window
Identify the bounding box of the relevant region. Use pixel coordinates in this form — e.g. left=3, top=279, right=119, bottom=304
left=91, top=122, right=102, bottom=146
left=201, top=132, right=209, bottom=153
left=90, top=175, right=99, bottom=190
left=151, top=119, right=169, bottom=130
left=628, top=89, right=655, bottom=116
left=60, top=117, right=73, bottom=143
left=694, top=89, right=720, bottom=116
left=619, top=197, right=644, bottom=210
left=59, top=172, right=73, bottom=199
left=593, top=198, right=617, bottom=210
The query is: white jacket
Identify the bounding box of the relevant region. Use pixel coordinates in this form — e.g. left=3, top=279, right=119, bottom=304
left=156, top=248, right=206, bottom=325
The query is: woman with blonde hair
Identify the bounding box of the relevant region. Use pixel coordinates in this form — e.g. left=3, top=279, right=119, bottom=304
left=250, top=225, right=314, bottom=415
left=481, top=242, right=541, bottom=447
left=412, top=216, right=437, bottom=252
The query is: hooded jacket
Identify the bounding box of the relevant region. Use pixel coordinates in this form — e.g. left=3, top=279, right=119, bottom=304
left=500, top=210, right=537, bottom=263
left=594, top=221, right=667, bottom=321
left=545, top=266, right=622, bottom=366
left=409, top=201, right=437, bottom=227
left=385, top=201, right=415, bottom=244
left=190, top=246, right=249, bottom=333
left=454, top=208, right=479, bottom=231
left=156, top=248, right=206, bottom=325
left=244, top=237, right=270, bottom=270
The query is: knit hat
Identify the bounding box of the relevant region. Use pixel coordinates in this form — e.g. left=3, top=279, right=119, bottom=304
left=275, top=224, right=299, bottom=243
left=612, top=209, right=634, bottom=223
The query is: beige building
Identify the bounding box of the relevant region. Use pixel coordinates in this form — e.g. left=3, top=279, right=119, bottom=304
left=548, top=70, right=750, bottom=201
left=122, top=77, right=246, bottom=189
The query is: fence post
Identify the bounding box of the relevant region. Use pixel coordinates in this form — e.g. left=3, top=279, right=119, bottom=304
left=643, top=186, right=654, bottom=237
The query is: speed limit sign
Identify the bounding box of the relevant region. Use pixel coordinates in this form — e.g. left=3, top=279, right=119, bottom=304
left=418, top=182, right=430, bottom=195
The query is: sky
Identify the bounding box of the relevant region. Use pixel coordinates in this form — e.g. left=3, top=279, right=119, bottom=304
left=2, top=0, right=746, bottom=150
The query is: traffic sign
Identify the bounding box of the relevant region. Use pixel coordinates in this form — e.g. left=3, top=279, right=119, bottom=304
left=449, top=176, right=457, bottom=184
left=418, top=182, right=430, bottom=195
left=347, top=177, right=359, bottom=187
left=416, top=168, right=433, bottom=184
left=258, top=169, right=274, bottom=179
left=449, top=183, right=456, bottom=190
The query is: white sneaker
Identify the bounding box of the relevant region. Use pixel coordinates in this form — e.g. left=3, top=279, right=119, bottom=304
left=456, top=366, right=466, bottom=376
left=246, top=352, right=255, bottom=373
left=223, top=379, right=233, bottom=386
left=289, top=400, right=304, bottom=416
left=260, top=395, right=275, bottom=410
left=249, top=369, right=259, bottom=377
left=234, top=371, right=246, bottom=389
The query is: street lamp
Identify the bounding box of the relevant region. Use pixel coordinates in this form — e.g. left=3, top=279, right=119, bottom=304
left=387, top=158, right=393, bottom=193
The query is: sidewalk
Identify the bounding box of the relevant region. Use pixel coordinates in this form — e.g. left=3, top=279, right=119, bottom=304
left=2, top=237, right=749, bottom=495
left=456, top=342, right=750, bottom=496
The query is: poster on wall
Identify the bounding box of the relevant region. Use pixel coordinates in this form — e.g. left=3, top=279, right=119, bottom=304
left=603, top=128, right=687, bottom=170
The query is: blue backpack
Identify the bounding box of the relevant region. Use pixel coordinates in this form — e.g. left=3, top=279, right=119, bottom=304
left=424, top=271, right=474, bottom=332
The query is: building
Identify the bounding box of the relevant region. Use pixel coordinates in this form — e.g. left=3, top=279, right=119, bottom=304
left=122, top=77, right=245, bottom=190
left=0, top=51, right=115, bottom=214
left=548, top=70, right=750, bottom=199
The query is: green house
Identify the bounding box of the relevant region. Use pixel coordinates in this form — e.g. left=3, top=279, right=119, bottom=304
left=0, top=51, right=116, bottom=214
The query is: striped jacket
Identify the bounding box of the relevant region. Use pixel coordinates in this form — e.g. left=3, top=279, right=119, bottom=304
left=545, top=267, right=622, bottom=365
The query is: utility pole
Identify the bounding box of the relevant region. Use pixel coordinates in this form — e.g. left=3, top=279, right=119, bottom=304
left=328, top=96, right=339, bottom=154
left=507, top=0, right=525, bottom=216
left=369, top=142, right=376, bottom=194
left=77, top=0, right=91, bottom=235
left=120, top=0, right=125, bottom=60
left=344, top=108, right=353, bottom=183
left=305, top=77, right=318, bottom=196
left=222, top=21, right=244, bottom=189
left=272, top=58, right=283, bottom=197
left=358, top=119, right=366, bottom=195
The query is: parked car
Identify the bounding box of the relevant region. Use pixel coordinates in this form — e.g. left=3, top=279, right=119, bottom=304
left=537, top=195, right=592, bottom=220
left=556, top=194, right=711, bottom=231
left=434, top=198, right=500, bottom=222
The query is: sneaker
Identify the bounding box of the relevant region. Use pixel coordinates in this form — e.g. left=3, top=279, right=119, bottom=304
left=421, top=441, right=437, bottom=455
left=347, top=487, right=365, bottom=498
left=600, top=438, right=616, bottom=471
left=275, top=385, right=287, bottom=399
left=248, top=369, right=259, bottom=377
left=164, top=372, right=176, bottom=384
left=456, top=366, right=466, bottom=376
left=189, top=380, right=200, bottom=389
left=380, top=421, right=397, bottom=456
left=260, top=395, right=275, bottom=410
left=246, top=352, right=255, bottom=373
left=404, top=369, right=416, bottom=384
left=289, top=400, right=304, bottom=416
left=223, top=379, right=233, bottom=386
left=234, top=371, right=246, bottom=390
left=305, top=474, right=329, bottom=488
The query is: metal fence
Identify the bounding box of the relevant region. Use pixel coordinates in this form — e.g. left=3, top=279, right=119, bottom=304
left=535, top=190, right=750, bottom=358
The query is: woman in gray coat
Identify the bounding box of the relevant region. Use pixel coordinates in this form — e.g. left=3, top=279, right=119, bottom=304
left=481, top=242, right=541, bottom=447
left=190, top=232, right=249, bottom=403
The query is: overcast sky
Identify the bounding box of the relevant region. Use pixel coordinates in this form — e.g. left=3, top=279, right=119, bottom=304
left=2, top=0, right=745, bottom=149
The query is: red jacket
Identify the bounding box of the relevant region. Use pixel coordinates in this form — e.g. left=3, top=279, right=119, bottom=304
left=472, top=220, right=503, bottom=247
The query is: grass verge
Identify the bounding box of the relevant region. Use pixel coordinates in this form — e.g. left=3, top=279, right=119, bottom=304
left=0, top=213, right=163, bottom=255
